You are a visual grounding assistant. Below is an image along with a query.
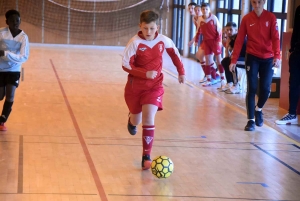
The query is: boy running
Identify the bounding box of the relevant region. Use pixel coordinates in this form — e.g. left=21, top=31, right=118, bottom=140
left=0, top=10, right=29, bottom=131
left=122, top=10, right=185, bottom=170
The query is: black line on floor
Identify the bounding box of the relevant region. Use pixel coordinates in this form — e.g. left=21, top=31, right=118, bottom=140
left=108, top=194, right=298, bottom=201
left=292, top=144, right=300, bottom=149
left=252, top=143, right=300, bottom=176
left=17, top=135, right=23, bottom=193
left=87, top=143, right=300, bottom=152
left=21, top=67, right=24, bottom=81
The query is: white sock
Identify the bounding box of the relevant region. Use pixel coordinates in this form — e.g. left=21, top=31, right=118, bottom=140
left=255, top=106, right=262, bottom=111
left=249, top=119, right=255, bottom=122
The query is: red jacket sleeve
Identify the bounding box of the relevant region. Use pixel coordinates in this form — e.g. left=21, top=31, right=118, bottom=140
left=231, top=17, right=247, bottom=64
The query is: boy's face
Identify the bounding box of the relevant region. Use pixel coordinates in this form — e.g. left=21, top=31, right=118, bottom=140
left=188, top=5, right=195, bottom=15
left=251, top=0, right=265, bottom=12
left=194, top=7, right=202, bottom=16
left=6, top=14, right=21, bottom=32
left=201, top=6, right=210, bottom=16
left=139, top=21, right=159, bottom=41
left=225, top=26, right=237, bottom=37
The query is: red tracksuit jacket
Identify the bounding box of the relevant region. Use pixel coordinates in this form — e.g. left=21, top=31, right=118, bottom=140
left=231, top=10, right=280, bottom=64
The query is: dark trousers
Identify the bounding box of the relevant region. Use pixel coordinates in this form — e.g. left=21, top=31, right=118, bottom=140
left=245, top=54, right=273, bottom=119
left=221, top=57, right=245, bottom=83
left=288, top=50, right=300, bottom=115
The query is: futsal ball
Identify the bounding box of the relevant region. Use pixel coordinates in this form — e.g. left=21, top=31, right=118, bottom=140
left=151, top=156, right=174, bottom=179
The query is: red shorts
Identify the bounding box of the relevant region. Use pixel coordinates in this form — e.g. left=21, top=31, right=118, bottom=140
left=199, top=42, right=205, bottom=49
left=202, top=39, right=222, bottom=56
left=124, top=75, right=164, bottom=114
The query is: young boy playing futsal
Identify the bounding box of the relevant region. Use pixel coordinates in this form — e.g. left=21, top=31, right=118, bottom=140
left=0, top=10, right=29, bottom=131
left=122, top=10, right=185, bottom=170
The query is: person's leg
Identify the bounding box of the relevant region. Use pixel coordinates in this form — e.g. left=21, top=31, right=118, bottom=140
left=141, top=104, right=158, bottom=170
left=255, top=57, right=273, bottom=127
left=124, top=80, right=143, bottom=135
left=245, top=54, right=259, bottom=131
left=215, top=54, right=225, bottom=81
left=276, top=51, right=300, bottom=124
left=256, top=58, right=273, bottom=109
left=0, top=84, right=16, bottom=123
left=197, top=47, right=207, bottom=83
left=219, top=57, right=233, bottom=91
left=288, top=51, right=300, bottom=115
left=0, top=87, right=5, bottom=101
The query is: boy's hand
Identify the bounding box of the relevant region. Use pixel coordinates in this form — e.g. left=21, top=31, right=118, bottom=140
left=273, top=58, right=281, bottom=68
left=188, top=40, right=194, bottom=47
left=229, top=63, right=236, bottom=72
left=146, top=71, right=158, bottom=79
left=178, top=75, right=185, bottom=84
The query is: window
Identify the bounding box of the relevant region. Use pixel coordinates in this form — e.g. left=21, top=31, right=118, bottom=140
left=172, top=0, right=186, bottom=53
left=216, top=0, right=242, bottom=27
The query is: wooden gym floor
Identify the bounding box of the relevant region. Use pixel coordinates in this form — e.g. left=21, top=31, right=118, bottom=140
left=0, top=44, right=299, bottom=201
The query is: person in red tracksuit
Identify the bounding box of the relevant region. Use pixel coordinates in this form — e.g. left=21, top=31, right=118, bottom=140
left=122, top=10, right=185, bottom=170
left=193, top=3, right=225, bottom=87
left=229, top=0, right=281, bottom=131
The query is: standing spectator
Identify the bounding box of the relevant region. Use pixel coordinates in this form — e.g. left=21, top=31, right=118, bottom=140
left=229, top=0, right=281, bottom=131
left=275, top=5, right=300, bottom=125
left=193, top=3, right=225, bottom=87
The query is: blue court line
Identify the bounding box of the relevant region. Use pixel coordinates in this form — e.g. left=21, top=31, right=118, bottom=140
left=252, top=143, right=300, bottom=176
left=237, top=182, right=268, bottom=187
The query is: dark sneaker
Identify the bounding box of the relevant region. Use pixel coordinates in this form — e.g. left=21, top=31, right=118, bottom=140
left=127, top=118, right=137, bottom=135
left=255, top=110, right=263, bottom=127
left=141, top=155, right=152, bottom=170
left=244, top=120, right=255, bottom=131
left=275, top=113, right=298, bottom=125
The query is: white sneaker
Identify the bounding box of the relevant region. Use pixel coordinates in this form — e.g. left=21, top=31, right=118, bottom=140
left=275, top=113, right=298, bottom=125
left=218, top=82, right=233, bottom=92
left=225, top=84, right=241, bottom=94
left=202, top=79, right=218, bottom=87
left=199, top=76, right=207, bottom=83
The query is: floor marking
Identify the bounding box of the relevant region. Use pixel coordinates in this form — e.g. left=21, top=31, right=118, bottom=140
left=17, top=135, right=23, bottom=193
left=237, top=182, right=268, bottom=187
left=50, top=59, right=108, bottom=201
left=108, top=194, right=297, bottom=200
left=252, top=143, right=300, bottom=175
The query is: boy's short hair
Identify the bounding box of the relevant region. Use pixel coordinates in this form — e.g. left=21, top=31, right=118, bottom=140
left=225, top=22, right=237, bottom=28
left=5, top=9, right=20, bottom=19
left=201, top=2, right=210, bottom=8
left=140, top=10, right=159, bottom=24
left=188, top=2, right=197, bottom=7
left=195, top=5, right=201, bottom=8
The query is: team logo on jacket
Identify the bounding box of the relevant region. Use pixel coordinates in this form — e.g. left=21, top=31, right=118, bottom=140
left=157, top=96, right=161, bottom=102
left=158, top=44, right=164, bottom=52
left=266, top=21, right=269, bottom=27
left=139, top=47, right=147, bottom=51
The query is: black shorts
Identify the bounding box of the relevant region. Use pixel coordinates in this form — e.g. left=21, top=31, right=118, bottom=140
left=0, top=72, right=21, bottom=87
